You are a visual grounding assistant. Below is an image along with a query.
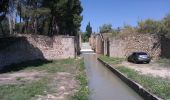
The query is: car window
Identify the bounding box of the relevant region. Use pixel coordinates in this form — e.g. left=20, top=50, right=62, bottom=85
left=137, top=52, right=147, bottom=55
left=133, top=53, right=136, bottom=55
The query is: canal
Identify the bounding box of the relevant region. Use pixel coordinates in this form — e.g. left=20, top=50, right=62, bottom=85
left=83, top=53, right=143, bottom=100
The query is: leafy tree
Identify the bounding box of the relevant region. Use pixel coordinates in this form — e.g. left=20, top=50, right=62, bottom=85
left=0, top=0, right=9, bottom=22
left=99, top=24, right=112, bottom=33
left=1, top=0, right=83, bottom=36
left=0, top=0, right=9, bottom=36
left=137, top=19, right=164, bottom=34
left=81, top=32, right=88, bottom=42
left=43, top=0, right=83, bottom=36
left=85, top=22, right=92, bottom=37
left=163, top=14, right=170, bottom=38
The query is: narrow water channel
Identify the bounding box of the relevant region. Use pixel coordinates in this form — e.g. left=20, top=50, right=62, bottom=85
left=83, top=53, right=143, bottom=100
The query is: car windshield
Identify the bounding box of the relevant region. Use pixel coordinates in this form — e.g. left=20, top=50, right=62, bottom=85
left=136, top=52, right=147, bottom=55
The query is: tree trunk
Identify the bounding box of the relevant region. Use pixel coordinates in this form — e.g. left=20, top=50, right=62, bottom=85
left=20, top=11, right=21, bottom=23
left=48, top=16, right=54, bottom=36
left=34, top=17, right=38, bottom=34
left=0, top=22, right=5, bottom=36
left=7, top=14, right=13, bottom=35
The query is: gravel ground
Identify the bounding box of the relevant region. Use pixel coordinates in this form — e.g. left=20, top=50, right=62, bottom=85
left=120, top=61, right=170, bottom=79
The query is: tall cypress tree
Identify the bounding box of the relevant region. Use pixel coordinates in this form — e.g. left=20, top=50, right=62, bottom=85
left=86, top=22, right=92, bottom=37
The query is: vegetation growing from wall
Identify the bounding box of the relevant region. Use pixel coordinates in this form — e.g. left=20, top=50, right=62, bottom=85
left=99, top=14, right=170, bottom=39
left=99, top=24, right=113, bottom=33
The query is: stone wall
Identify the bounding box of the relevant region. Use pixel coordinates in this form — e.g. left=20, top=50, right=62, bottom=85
left=89, top=35, right=96, bottom=51
left=95, top=35, right=104, bottom=54
left=160, top=36, right=170, bottom=58
left=109, top=34, right=161, bottom=59
left=90, top=33, right=164, bottom=59
left=89, top=34, right=104, bottom=54
left=0, top=34, right=75, bottom=68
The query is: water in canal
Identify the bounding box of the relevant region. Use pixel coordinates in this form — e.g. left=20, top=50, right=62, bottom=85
left=83, top=53, right=143, bottom=100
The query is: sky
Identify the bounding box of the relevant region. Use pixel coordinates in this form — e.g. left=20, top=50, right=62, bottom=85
left=80, top=0, right=170, bottom=32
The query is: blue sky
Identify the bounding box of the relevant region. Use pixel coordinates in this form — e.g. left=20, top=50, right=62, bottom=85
left=80, top=0, right=170, bottom=32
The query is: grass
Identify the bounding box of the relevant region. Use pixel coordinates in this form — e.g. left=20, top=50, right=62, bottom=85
left=116, top=66, right=170, bottom=100
left=156, top=58, right=170, bottom=68
left=0, top=59, right=77, bottom=74
left=0, top=78, right=49, bottom=100
left=100, top=56, right=170, bottom=99
left=0, top=58, right=89, bottom=100
left=99, top=56, right=124, bottom=65
left=71, top=59, right=89, bottom=100
left=25, top=58, right=77, bottom=73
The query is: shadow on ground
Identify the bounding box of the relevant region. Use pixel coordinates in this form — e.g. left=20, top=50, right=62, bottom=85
left=0, top=36, right=54, bottom=73
left=0, top=59, right=52, bottom=73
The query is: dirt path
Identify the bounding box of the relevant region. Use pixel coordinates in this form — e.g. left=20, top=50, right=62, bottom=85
left=0, top=71, right=47, bottom=85
left=0, top=71, right=79, bottom=100
left=121, top=61, right=170, bottom=79
left=35, top=72, right=79, bottom=100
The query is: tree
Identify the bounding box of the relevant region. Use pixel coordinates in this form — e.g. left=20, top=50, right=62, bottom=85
left=99, top=24, right=112, bottom=33
left=0, top=0, right=9, bottom=22
left=7, top=0, right=17, bottom=35
left=15, top=0, right=51, bottom=34
left=1, top=0, right=83, bottom=37
left=43, top=0, right=83, bottom=36
left=85, top=22, right=92, bottom=37
left=137, top=19, right=164, bottom=34
left=0, top=0, right=9, bottom=36
left=163, top=14, right=170, bottom=38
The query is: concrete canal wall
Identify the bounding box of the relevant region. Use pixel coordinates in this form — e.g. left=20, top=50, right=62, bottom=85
left=98, top=58, right=162, bottom=100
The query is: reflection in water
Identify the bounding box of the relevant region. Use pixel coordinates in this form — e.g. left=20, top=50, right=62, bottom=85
left=83, top=53, right=143, bottom=100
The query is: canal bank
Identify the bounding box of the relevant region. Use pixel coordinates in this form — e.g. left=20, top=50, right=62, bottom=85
left=83, top=53, right=143, bottom=100
left=98, top=57, right=162, bottom=100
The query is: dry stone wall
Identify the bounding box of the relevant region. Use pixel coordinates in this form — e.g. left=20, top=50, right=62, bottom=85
left=109, top=34, right=161, bottom=59
left=90, top=33, right=162, bottom=59
left=0, top=34, right=75, bottom=68
left=89, top=35, right=96, bottom=51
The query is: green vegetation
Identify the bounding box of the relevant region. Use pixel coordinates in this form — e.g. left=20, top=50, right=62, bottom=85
left=116, top=66, right=170, bottom=100
left=82, top=22, right=92, bottom=42
left=0, top=0, right=83, bottom=37
left=0, top=58, right=89, bottom=100
left=0, top=0, right=9, bottom=36
left=99, top=24, right=113, bottom=33
left=0, top=59, right=76, bottom=73
left=137, top=19, right=164, bottom=34
left=156, top=58, right=170, bottom=68
left=99, top=56, right=124, bottom=65
left=99, top=56, right=170, bottom=99
left=72, top=59, right=89, bottom=100
left=25, top=59, right=77, bottom=73
left=100, top=14, right=170, bottom=39
left=0, top=78, right=49, bottom=100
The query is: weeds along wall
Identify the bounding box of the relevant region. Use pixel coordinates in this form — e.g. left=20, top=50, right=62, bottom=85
left=0, top=34, right=76, bottom=68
